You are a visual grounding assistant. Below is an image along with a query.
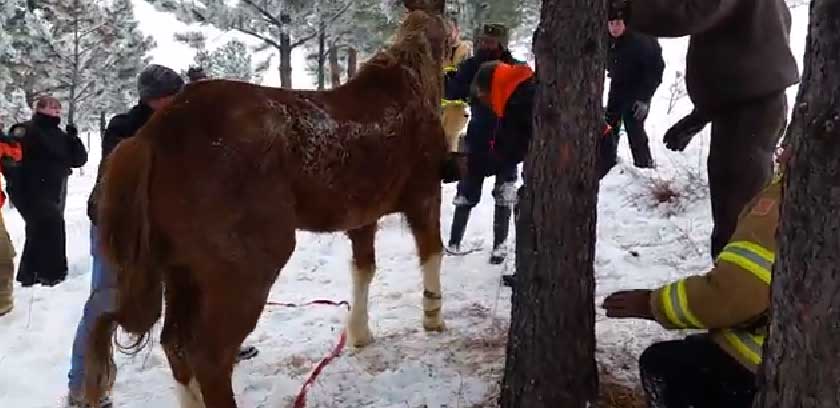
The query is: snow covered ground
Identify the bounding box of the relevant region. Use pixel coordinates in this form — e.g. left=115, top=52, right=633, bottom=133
left=0, top=6, right=810, bottom=408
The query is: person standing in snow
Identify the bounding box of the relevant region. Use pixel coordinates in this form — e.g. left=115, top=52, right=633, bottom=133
left=66, top=65, right=185, bottom=408
left=602, top=145, right=790, bottom=407
left=444, top=23, right=524, bottom=265
left=609, top=0, right=799, bottom=259
left=11, top=96, right=88, bottom=287
left=0, top=122, right=22, bottom=317
left=602, top=9, right=664, bottom=176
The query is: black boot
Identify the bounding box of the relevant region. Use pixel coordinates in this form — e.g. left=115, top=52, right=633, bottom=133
left=446, top=205, right=472, bottom=255
left=490, top=205, right=512, bottom=265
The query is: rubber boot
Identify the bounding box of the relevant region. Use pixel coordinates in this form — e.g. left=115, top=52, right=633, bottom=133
left=490, top=205, right=512, bottom=265
left=447, top=205, right=472, bottom=254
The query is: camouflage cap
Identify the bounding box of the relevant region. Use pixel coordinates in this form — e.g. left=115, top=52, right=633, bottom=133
left=479, top=23, right=509, bottom=47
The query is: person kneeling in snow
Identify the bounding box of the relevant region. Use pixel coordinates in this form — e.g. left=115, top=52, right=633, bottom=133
left=602, top=145, right=791, bottom=407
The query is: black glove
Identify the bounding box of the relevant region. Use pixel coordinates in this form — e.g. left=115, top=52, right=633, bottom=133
left=65, top=123, right=78, bottom=138
left=663, top=109, right=711, bottom=152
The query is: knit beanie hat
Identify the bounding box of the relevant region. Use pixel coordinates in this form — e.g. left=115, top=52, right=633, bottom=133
left=138, top=64, right=185, bottom=102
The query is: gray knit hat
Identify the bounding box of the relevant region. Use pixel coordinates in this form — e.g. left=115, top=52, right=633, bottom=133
left=138, top=64, right=185, bottom=102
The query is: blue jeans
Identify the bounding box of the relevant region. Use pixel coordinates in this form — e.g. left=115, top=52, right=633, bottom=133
left=68, top=226, right=117, bottom=394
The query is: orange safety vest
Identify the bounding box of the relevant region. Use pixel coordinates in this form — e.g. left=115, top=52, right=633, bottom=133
left=0, top=141, right=23, bottom=208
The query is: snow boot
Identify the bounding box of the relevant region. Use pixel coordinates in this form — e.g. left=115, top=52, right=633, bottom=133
left=66, top=393, right=113, bottom=408
left=490, top=205, right=512, bottom=265
left=235, top=345, right=259, bottom=363
left=446, top=205, right=472, bottom=255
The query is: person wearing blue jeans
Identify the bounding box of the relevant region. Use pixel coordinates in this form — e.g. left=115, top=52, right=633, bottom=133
left=67, top=227, right=116, bottom=407
left=65, top=65, right=258, bottom=408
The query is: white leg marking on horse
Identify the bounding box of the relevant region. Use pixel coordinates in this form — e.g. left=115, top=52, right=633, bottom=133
left=176, top=377, right=206, bottom=408
left=348, top=263, right=373, bottom=347
left=421, top=253, right=445, bottom=331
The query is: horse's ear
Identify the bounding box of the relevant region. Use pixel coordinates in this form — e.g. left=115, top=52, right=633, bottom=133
left=403, top=0, right=445, bottom=14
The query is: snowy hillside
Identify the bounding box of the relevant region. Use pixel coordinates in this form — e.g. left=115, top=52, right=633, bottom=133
left=0, top=6, right=810, bottom=408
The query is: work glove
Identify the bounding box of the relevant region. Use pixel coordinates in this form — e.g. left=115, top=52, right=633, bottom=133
left=631, top=100, right=649, bottom=121
left=65, top=123, right=78, bottom=138
left=663, top=109, right=711, bottom=152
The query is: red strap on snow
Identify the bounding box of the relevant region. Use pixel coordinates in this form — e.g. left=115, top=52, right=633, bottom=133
left=265, top=299, right=351, bottom=408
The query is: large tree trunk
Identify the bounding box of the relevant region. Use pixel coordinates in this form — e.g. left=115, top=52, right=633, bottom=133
left=317, top=21, right=326, bottom=90
left=347, top=47, right=357, bottom=79
left=278, top=32, right=293, bottom=88
left=753, top=1, right=840, bottom=407
left=499, top=0, right=604, bottom=407
left=328, top=43, right=341, bottom=88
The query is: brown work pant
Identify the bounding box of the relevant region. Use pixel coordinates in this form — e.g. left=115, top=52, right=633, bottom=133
left=708, top=91, right=787, bottom=258
left=0, top=212, right=16, bottom=314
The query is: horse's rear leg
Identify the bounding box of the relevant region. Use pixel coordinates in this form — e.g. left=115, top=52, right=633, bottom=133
left=405, top=203, right=445, bottom=331
left=161, top=267, right=207, bottom=408
left=346, top=224, right=377, bottom=347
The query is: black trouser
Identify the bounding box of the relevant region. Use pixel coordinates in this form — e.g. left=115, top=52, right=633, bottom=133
left=639, top=336, right=756, bottom=408
left=16, top=204, right=68, bottom=285
left=601, top=108, right=654, bottom=177
left=449, top=157, right=517, bottom=249
left=708, top=92, right=786, bottom=258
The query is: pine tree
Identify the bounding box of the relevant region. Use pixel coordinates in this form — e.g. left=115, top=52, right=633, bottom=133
left=146, top=0, right=318, bottom=88
left=752, top=0, right=840, bottom=406
left=500, top=0, right=603, bottom=406
left=208, top=39, right=258, bottom=82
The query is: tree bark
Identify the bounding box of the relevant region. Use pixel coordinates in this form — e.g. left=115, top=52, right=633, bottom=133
left=279, top=32, right=293, bottom=88
left=753, top=1, right=840, bottom=407
left=499, top=0, right=604, bottom=407
left=317, top=21, right=326, bottom=90
left=328, top=43, right=341, bottom=88
left=347, top=47, right=357, bottom=79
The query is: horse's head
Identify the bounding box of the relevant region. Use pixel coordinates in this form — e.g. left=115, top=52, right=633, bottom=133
left=401, top=0, right=451, bottom=64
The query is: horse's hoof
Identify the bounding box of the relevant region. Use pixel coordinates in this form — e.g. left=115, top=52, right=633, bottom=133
left=423, top=318, right=446, bottom=332
left=348, top=327, right=373, bottom=348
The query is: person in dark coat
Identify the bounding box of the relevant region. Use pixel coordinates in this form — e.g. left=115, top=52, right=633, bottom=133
left=602, top=13, right=665, bottom=176
left=610, top=0, right=799, bottom=259
left=11, top=96, right=87, bottom=287
left=444, top=23, right=524, bottom=265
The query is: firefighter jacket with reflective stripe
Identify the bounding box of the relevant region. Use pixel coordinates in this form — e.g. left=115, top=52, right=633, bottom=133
left=650, top=180, right=780, bottom=372
left=441, top=40, right=473, bottom=108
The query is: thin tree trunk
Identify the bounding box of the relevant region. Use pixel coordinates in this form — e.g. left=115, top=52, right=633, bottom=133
left=317, top=21, right=326, bottom=90
left=499, top=0, right=603, bottom=406
left=279, top=32, right=293, bottom=88
left=753, top=1, right=840, bottom=406
left=328, top=43, right=341, bottom=88
left=347, top=47, right=357, bottom=79
left=68, top=0, right=80, bottom=125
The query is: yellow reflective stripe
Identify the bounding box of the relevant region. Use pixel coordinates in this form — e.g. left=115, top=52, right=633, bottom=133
left=676, top=280, right=703, bottom=329
left=723, top=330, right=764, bottom=365
left=443, top=65, right=457, bottom=73
left=661, top=283, right=686, bottom=328
left=441, top=99, right=468, bottom=108
left=718, top=241, right=774, bottom=285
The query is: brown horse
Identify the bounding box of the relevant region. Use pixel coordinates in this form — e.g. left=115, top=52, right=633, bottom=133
left=83, top=1, right=451, bottom=407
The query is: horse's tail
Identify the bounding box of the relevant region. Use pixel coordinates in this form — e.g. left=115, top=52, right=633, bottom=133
left=85, top=135, right=162, bottom=404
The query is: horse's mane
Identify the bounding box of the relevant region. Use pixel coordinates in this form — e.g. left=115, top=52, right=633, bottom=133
left=352, top=11, right=443, bottom=105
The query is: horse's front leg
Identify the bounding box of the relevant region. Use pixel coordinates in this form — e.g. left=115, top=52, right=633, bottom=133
left=346, top=224, right=377, bottom=347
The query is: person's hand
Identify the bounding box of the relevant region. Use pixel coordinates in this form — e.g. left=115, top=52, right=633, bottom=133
left=663, top=109, right=711, bottom=152
left=603, top=289, right=654, bottom=319
left=632, top=100, right=649, bottom=121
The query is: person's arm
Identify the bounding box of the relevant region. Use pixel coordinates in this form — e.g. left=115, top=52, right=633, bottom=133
left=445, top=58, right=478, bottom=101
left=625, top=0, right=740, bottom=37
left=637, top=38, right=665, bottom=103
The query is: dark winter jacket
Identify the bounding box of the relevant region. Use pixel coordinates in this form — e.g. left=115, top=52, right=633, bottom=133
left=627, top=0, right=799, bottom=113
left=606, top=30, right=665, bottom=116
left=87, top=102, right=154, bottom=223
left=445, top=49, right=524, bottom=161
left=13, top=113, right=87, bottom=215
